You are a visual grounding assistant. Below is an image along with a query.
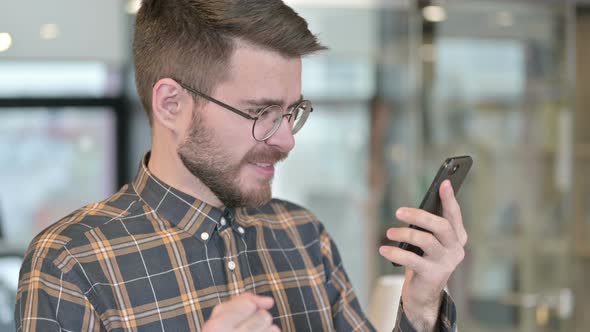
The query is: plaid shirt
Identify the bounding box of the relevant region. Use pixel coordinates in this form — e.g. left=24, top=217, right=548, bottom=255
left=16, top=155, right=457, bottom=331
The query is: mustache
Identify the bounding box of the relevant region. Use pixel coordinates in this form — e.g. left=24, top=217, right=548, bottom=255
left=243, top=147, right=288, bottom=164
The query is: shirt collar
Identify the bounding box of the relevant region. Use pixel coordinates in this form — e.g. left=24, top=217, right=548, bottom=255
left=131, top=152, right=229, bottom=243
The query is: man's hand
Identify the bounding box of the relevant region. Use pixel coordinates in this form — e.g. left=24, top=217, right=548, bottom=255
left=203, top=293, right=280, bottom=332
left=379, top=180, right=467, bottom=331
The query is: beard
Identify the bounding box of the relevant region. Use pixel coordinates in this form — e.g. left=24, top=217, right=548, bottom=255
left=177, top=116, right=288, bottom=208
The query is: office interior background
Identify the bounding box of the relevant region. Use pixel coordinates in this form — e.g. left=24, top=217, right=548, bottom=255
left=1, top=0, right=590, bottom=331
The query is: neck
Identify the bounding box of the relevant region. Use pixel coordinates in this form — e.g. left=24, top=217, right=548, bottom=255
left=148, top=142, right=224, bottom=208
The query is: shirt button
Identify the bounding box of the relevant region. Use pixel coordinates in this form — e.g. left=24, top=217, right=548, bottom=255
left=200, top=232, right=210, bottom=241
left=220, top=217, right=227, bottom=226
left=228, top=261, right=236, bottom=271
left=237, top=226, right=245, bottom=234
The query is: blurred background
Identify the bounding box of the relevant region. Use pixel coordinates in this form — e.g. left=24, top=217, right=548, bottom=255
left=1, top=0, right=590, bottom=331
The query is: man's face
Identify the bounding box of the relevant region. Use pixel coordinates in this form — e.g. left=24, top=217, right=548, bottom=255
left=178, top=44, right=301, bottom=208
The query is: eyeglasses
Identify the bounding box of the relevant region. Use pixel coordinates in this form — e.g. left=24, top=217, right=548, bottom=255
left=174, top=79, right=313, bottom=141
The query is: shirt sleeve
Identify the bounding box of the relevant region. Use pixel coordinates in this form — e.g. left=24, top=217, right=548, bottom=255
left=393, top=290, right=458, bottom=332
left=15, top=255, right=105, bottom=332
left=317, top=222, right=458, bottom=332
left=318, top=224, right=377, bottom=332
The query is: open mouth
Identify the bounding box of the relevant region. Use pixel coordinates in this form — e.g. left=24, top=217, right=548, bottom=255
left=253, top=162, right=273, bottom=167
left=249, top=161, right=276, bottom=177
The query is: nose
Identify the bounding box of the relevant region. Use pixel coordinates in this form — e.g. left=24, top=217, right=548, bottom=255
left=265, top=116, right=295, bottom=153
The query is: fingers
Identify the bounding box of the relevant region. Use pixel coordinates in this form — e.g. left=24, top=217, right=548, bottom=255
left=439, top=180, right=468, bottom=246
left=394, top=180, right=467, bottom=248
left=395, top=208, right=456, bottom=248
left=209, top=294, right=274, bottom=328
left=385, top=227, right=444, bottom=259
left=382, top=180, right=468, bottom=315
left=267, top=326, right=281, bottom=332
left=379, top=245, right=430, bottom=274
left=236, top=310, right=279, bottom=332
left=250, top=295, right=275, bottom=311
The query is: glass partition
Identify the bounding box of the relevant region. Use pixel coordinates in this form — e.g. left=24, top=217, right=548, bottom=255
left=417, top=1, right=577, bottom=331
left=0, top=107, right=117, bottom=249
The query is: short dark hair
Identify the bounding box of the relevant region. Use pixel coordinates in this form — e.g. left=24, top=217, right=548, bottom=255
left=133, top=0, right=327, bottom=125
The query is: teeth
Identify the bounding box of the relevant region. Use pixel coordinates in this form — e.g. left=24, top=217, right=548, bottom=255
left=255, top=163, right=271, bottom=167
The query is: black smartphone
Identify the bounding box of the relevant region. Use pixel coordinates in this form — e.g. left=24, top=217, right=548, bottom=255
left=392, top=155, right=473, bottom=267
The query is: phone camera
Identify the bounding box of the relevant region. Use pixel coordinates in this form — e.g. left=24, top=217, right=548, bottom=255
left=449, top=164, right=460, bottom=175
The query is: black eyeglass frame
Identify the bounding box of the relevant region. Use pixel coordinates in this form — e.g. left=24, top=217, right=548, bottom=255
left=173, top=79, right=313, bottom=141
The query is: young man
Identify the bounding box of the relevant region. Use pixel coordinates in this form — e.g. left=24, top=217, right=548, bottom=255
left=16, top=1, right=466, bottom=331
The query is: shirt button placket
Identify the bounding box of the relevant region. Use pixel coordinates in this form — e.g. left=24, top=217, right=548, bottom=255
left=227, top=261, right=236, bottom=271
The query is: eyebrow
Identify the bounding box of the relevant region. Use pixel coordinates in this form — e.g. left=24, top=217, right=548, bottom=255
left=242, top=95, right=304, bottom=109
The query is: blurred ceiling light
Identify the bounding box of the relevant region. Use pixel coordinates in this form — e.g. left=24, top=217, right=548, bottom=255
left=495, top=11, right=514, bottom=27
left=423, top=5, right=447, bottom=22
left=0, top=32, right=12, bottom=52
left=126, top=0, right=142, bottom=14
left=40, top=24, right=60, bottom=40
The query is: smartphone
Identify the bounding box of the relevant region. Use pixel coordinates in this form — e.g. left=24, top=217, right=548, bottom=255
left=392, top=155, right=473, bottom=267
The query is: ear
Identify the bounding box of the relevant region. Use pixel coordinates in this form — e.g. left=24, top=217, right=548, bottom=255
left=151, top=78, right=192, bottom=134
